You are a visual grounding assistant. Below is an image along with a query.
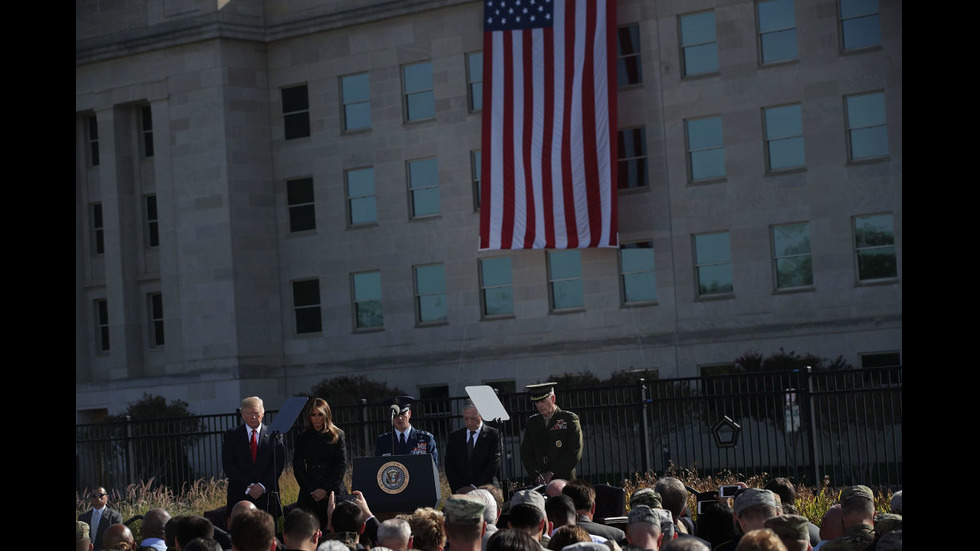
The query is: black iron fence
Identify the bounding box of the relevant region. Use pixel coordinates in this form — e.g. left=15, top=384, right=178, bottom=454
left=75, top=366, right=902, bottom=495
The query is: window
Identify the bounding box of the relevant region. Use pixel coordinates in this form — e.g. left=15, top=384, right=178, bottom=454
left=839, top=0, right=880, bottom=51
left=694, top=232, right=733, bottom=296
left=466, top=52, right=483, bottom=111
left=771, top=223, right=812, bottom=289
left=617, top=25, right=642, bottom=86
left=679, top=11, right=718, bottom=77
left=286, top=178, right=316, bottom=233
left=346, top=168, right=377, bottom=226
left=763, top=104, right=805, bottom=171
left=282, top=84, right=310, bottom=140
left=414, top=264, right=447, bottom=324
left=341, top=73, right=371, bottom=131
left=617, top=127, right=648, bottom=190
left=140, top=105, right=154, bottom=157
left=144, top=195, right=159, bottom=247
left=620, top=242, right=656, bottom=304
left=92, top=203, right=105, bottom=255
left=403, top=61, right=435, bottom=121
left=95, top=299, right=110, bottom=352
left=471, top=150, right=482, bottom=211
left=845, top=92, right=888, bottom=161
left=479, top=256, right=513, bottom=317
left=292, top=279, right=322, bottom=334
left=548, top=250, right=584, bottom=310
left=148, top=292, right=165, bottom=347
left=757, top=0, right=797, bottom=64
left=853, top=213, right=897, bottom=281
left=408, top=158, right=439, bottom=218
left=352, top=271, right=383, bottom=329
left=87, top=115, right=100, bottom=166
left=686, top=116, right=725, bottom=181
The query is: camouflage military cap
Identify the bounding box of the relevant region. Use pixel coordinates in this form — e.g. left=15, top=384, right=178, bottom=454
left=629, top=488, right=663, bottom=509
left=510, top=489, right=546, bottom=515
left=876, top=529, right=902, bottom=551
left=821, top=524, right=874, bottom=551
left=444, top=495, right=486, bottom=524
left=840, top=485, right=874, bottom=503
left=874, top=513, right=902, bottom=537
left=76, top=520, right=90, bottom=541
left=628, top=505, right=658, bottom=525
left=734, top=488, right=778, bottom=515
left=764, top=514, right=809, bottom=541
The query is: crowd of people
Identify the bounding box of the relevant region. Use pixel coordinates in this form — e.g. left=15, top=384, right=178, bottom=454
left=76, top=385, right=901, bottom=551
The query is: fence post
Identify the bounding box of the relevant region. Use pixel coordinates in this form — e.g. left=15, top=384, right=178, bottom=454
left=125, top=415, right=135, bottom=490
left=802, top=366, right=821, bottom=486
left=639, top=378, right=651, bottom=475
left=361, top=398, right=369, bottom=456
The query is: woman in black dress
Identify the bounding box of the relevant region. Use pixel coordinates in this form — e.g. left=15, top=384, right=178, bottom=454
left=292, top=397, right=348, bottom=529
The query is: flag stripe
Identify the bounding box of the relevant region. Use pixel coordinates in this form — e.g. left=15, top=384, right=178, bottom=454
left=480, top=0, right=617, bottom=250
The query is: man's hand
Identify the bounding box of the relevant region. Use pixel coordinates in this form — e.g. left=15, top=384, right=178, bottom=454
left=246, top=484, right=265, bottom=499
left=326, top=491, right=336, bottom=532
left=351, top=490, right=374, bottom=518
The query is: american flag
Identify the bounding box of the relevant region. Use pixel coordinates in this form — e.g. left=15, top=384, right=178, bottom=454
left=479, top=0, right=618, bottom=250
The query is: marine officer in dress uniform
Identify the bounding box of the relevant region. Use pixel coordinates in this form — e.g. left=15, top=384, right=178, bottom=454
left=520, top=382, right=583, bottom=484
left=375, top=395, right=440, bottom=466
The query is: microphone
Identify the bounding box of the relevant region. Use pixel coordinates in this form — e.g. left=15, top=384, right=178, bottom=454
left=390, top=404, right=401, bottom=417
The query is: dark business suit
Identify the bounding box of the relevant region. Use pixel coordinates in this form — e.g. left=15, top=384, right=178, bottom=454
left=576, top=514, right=626, bottom=543
left=444, top=423, right=502, bottom=491
left=222, top=422, right=286, bottom=516
left=79, top=506, right=123, bottom=551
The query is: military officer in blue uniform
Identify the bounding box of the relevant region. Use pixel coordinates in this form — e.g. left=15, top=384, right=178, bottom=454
left=520, top=382, right=583, bottom=484
left=375, top=395, right=439, bottom=466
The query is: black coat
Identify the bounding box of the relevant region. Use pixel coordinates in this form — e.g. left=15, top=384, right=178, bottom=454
left=222, top=423, right=286, bottom=515
left=444, top=424, right=502, bottom=491
left=292, top=428, right=348, bottom=499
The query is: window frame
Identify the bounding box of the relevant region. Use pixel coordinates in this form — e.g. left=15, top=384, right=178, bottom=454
left=852, top=213, right=898, bottom=283
left=92, top=202, right=105, bottom=256
left=87, top=114, right=100, bottom=167
left=466, top=52, right=483, bottom=112
left=693, top=231, right=734, bottom=298
left=616, top=24, right=643, bottom=87
left=763, top=103, right=805, bottom=173
left=286, top=177, right=317, bottom=233
left=838, top=0, right=881, bottom=52
left=140, top=104, right=154, bottom=158
left=756, top=0, right=798, bottom=65
left=292, top=278, right=323, bottom=334
left=770, top=222, right=813, bottom=291
left=471, top=150, right=482, bottom=212
left=679, top=11, right=719, bottom=78
left=351, top=270, right=384, bottom=331
left=340, top=72, right=371, bottom=132
left=144, top=194, right=160, bottom=248
left=345, top=167, right=377, bottom=227
left=685, top=115, right=726, bottom=182
left=414, top=263, right=448, bottom=325
left=402, top=61, right=435, bottom=122
left=407, top=157, right=440, bottom=219
left=619, top=241, right=657, bottom=305
left=617, top=126, right=649, bottom=190
left=148, top=292, right=165, bottom=347
left=479, top=256, right=514, bottom=319
left=281, top=83, right=311, bottom=140
left=547, top=250, right=585, bottom=312
left=95, top=299, right=110, bottom=353
left=844, top=91, right=889, bottom=162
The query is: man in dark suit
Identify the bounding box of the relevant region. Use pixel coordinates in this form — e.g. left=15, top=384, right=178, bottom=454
left=222, top=396, right=286, bottom=521
left=562, top=479, right=626, bottom=543
left=444, top=399, right=502, bottom=493
left=374, top=396, right=439, bottom=466
left=78, top=486, right=123, bottom=551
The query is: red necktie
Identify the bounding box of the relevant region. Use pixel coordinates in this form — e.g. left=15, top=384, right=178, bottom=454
left=250, top=429, right=257, bottom=462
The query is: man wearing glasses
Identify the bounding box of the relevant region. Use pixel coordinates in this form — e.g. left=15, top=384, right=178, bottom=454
left=222, top=396, right=286, bottom=523
left=78, top=487, right=122, bottom=551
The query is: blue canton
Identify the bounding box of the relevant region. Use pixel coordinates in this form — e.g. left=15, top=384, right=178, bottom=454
left=484, top=0, right=554, bottom=32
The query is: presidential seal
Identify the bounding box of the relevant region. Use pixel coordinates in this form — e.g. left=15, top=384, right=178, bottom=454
left=377, top=460, right=410, bottom=494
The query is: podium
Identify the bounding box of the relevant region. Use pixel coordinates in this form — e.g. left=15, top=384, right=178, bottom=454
left=352, top=455, right=442, bottom=513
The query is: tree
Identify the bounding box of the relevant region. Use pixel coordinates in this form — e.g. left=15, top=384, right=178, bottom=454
left=309, top=375, right=407, bottom=407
